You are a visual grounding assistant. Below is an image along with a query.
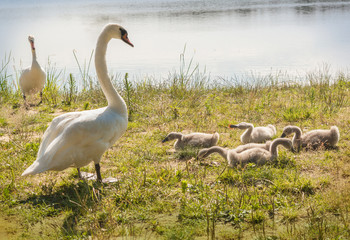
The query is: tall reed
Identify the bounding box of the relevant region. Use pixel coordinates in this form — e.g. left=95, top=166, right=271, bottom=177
left=0, top=53, right=13, bottom=102
left=73, top=49, right=94, bottom=91
left=43, top=58, right=63, bottom=105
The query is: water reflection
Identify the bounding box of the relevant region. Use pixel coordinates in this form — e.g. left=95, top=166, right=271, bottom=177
left=0, top=0, right=349, bottom=82
left=294, top=5, right=317, bottom=14
left=233, top=8, right=258, bottom=16
left=293, top=2, right=350, bottom=14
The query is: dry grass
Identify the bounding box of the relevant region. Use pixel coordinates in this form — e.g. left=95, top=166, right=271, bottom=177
left=0, top=68, right=350, bottom=239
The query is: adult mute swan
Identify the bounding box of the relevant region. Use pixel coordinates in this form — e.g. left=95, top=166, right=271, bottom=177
left=22, top=24, right=134, bottom=182
left=198, top=138, right=294, bottom=168
left=19, top=36, right=46, bottom=108
left=229, top=122, right=276, bottom=144
left=162, top=132, right=219, bottom=150
left=281, top=125, right=339, bottom=151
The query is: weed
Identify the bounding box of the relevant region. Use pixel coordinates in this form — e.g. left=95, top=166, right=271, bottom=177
left=0, top=54, right=349, bottom=239
left=0, top=52, right=13, bottom=103
left=43, top=58, right=62, bottom=105
left=63, top=73, right=77, bottom=105
left=73, top=50, right=94, bottom=91
left=123, top=73, right=134, bottom=121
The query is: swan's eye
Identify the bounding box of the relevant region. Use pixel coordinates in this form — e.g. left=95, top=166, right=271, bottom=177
left=120, top=28, right=127, bottom=37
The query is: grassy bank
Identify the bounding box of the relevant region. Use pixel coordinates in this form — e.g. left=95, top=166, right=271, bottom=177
left=0, top=59, right=350, bottom=239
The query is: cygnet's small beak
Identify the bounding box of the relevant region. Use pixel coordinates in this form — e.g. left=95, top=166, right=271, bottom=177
left=291, top=147, right=296, bottom=153
left=229, top=124, right=238, bottom=129
left=280, top=133, right=286, bottom=138
left=161, top=137, right=168, bottom=143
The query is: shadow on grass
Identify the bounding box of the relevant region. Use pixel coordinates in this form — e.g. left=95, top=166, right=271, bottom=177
left=20, top=180, right=109, bottom=236
left=174, top=147, right=200, bottom=161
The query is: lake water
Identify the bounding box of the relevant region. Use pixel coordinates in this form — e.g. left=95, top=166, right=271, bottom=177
left=1, top=0, right=350, bottom=83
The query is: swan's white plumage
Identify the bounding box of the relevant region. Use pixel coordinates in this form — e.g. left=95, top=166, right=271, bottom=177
left=22, top=108, right=127, bottom=176
left=281, top=125, right=339, bottom=151
left=19, top=66, right=46, bottom=95
left=162, top=132, right=219, bottom=150
left=234, top=141, right=271, bottom=153
left=198, top=138, right=294, bottom=168
left=230, top=122, right=276, bottom=144
left=22, top=24, right=132, bottom=179
left=19, top=36, right=46, bottom=104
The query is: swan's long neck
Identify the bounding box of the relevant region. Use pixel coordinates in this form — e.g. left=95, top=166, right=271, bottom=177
left=270, top=139, right=291, bottom=157
left=291, top=127, right=302, bottom=149
left=31, top=49, right=38, bottom=67
left=242, top=124, right=254, bottom=140
left=270, top=141, right=279, bottom=157
left=245, top=124, right=254, bottom=135
left=292, top=127, right=302, bottom=140
left=32, top=50, right=37, bottom=61
left=95, top=31, right=127, bottom=113
left=205, top=146, right=228, bottom=160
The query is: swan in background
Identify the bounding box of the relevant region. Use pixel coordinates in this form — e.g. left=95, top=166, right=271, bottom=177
left=234, top=141, right=271, bottom=153
left=198, top=138, right=294, bottom=168
left=229, top=122, right=276, bottom=144
left=281, top=125, right=339, bottom=151
left=19, top=36, right=46, bottom=108
left=22, top=24, right=134, bottom=182
left=162, top=132, right=219, bottom=150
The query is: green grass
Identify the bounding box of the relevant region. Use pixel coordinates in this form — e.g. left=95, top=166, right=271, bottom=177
left=0, top=56, right=350, bottom=239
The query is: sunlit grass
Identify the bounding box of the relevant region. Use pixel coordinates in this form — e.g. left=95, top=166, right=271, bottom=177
left=0, top=54, right=350, bottom=239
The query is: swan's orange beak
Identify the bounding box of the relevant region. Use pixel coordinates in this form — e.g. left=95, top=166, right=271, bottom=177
left=122, top=34, right=134, bottom=47
left=30, top=41, right=35, bottom=51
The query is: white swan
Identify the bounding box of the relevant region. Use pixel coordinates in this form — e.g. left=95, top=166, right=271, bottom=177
left=198, top=138, right=294, bottom=168
left=19, top=36, right=46, bottom=108
left=281, top=125, right=339, bottom=151
left=162, top=132, right=219, bottom=150
left=22, top=24, right=134, bottom=182
left=234, top=141, right=271, bottom=153
left=229, top=122, right=276, bottom=144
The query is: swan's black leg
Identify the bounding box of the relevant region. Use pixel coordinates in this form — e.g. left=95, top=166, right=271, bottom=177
left=95, top=163, right=102, bottom=182
left=77, top=168, right=82, bottom=178
left=36, top=91, right=43, bottom=106
left=23, top=94, right=29, bottom=110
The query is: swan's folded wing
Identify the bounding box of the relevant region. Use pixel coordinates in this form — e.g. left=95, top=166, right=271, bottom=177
left=35, top=109, right=127, bottom=171
left=252, top=127, right=274, bottom=142
left=37, top=112, right=83, bottom=159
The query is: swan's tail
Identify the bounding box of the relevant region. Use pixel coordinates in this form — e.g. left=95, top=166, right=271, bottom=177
left=268, top=125, right=277, bottom=135
left=330, top=126, right=340, bottom=146
left=212, top=132, right=220, bottom=145
left=21, top=162, right=43, bottom=177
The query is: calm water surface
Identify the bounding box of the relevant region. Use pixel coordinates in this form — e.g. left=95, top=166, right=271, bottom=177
left=1, top=0, right=350, bottom=82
